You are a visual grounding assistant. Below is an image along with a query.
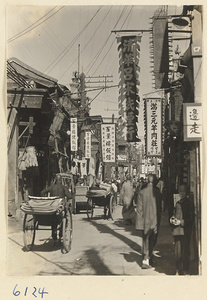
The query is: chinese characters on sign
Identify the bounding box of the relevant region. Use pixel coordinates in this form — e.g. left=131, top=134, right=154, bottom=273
left=117, top=35, right=141, bottom=142
left=101, top=124, right=116, bottom=163
left=145, top=98, right=162, bottom=157
left=70, top=118, right=78, bottom=152
left=183, top=103, right=202, bottom=141
left=85, top=131, right=91, bottom=158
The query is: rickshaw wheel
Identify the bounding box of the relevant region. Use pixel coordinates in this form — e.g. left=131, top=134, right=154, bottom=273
left=62, top=209, right=72, bottom=253
left=23, top=214, right=36, bottom=251
left=109, top=194, right=116, bottom=220
left=87, top=198, right=93, bottom=220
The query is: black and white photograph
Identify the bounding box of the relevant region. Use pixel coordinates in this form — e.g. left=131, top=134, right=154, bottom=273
left=5, top=2, right=204, bottom=286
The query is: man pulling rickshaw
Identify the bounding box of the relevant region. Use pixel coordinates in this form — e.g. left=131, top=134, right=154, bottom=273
left=40, top=174, right=72, bottom=246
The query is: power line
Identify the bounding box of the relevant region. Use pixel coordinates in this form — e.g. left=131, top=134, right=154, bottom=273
left=70, top=84, right=118, bottom=96
left=24, top=11, right=61, bottom=56
left=85, top=6, right=127, bottom=75
left=89, top=88, right=105, bottom=105
left=96, top=99, right=118, bottom=103
left=104, top=6, right=134, bottom=75
left=7, top=6, right=58, bottom=43
left=85, top=6, right=126, bottom=74
left=7, top=6, right=64, bottom=43
left=91, top=6, right=134, bottom=76
left=34, top=11, right=70, bottom=57
left=44, top=7, right=102, bottom=74
left=58, top=6, right=113, bottom=81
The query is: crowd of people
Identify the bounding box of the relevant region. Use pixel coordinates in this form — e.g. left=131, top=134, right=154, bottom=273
left=40, top=171, right=195, bottom=275
left=118, top=173, right=195, bottom=275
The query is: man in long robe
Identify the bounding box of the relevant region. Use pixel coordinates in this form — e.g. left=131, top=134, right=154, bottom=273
left=120, top=175, right=136, bottom=225
left=135, top=174, right=161, bottom=269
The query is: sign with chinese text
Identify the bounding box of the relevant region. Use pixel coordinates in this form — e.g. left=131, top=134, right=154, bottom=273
left=85, top=131, right=91, bottom=158
left=101, top=124, right=116, bottom=163
left=145, top=98, right=163, bottom=157
left=183, top=103, right=202, bottom=141
left=70, top=118, right=78, bottom=151
left=117, top=35, right=141, bottom=142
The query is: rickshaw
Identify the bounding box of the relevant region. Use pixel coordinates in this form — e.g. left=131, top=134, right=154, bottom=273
left=57, top=172, right=76, bottom=213
left=20, top=195, right=72, bottom=254
left=86, top=183, right=116, bottom=220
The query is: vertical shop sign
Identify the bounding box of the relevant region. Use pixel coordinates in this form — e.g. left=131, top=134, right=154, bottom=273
left=117, top=35, right=141, bottom=142
left=101, top=124, right=116, bottom=163
left=70, top=117, right=78, bottom=152
left=145, top=98, right=162, bottom=157
left=152, top=15, right=169, bottom=89
left=183, top=103, right=202, bottom=141
left=85, top=131, right=91, bottom=158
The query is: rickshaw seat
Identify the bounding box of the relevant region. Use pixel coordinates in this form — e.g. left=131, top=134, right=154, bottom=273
left=20, top=196, right=63, bottom=215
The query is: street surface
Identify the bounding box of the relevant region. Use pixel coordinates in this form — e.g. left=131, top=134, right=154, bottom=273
left=7, top=205, right=189, bottom=276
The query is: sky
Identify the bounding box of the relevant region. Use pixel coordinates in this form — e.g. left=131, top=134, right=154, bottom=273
left=6, top=5, right=185, bottom=140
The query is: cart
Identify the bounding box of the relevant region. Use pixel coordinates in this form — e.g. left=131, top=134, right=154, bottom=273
left=75, top=186, right=89, bottom=213
left=86, top=187, right=116, bottom=220
left=20, top=196, right=72, bottom=254
left=57, top=172, right=76, bottom=213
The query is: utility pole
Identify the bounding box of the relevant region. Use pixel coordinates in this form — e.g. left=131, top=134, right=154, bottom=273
left=78, top=44, right=80, bottom=77
left=79, top=72, right=87, bottom=156
left=79, top=73, right=86, bottom=110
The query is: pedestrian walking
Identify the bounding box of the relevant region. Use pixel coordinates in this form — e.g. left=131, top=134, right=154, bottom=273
left=120, top=174, right=136, bottom=225
left=41, top=174, right=72, bottom=246
left=133, top=177, right=147, bottom=203
left=111, top=180, right=118, bottom=204
left=170, top=184, right=194, bottom=275
left=157, top=176, right=164, bottom=211
left=135, top=174, right=162, bottom=269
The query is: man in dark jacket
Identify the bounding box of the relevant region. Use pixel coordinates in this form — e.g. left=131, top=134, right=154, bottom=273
left=41, top=174, right=72, bottom=199
left=41, top=174, right=72, bottom=245
left=135, top=174, right=162, bottom=269
left=170, top=184, right=194, bottom=275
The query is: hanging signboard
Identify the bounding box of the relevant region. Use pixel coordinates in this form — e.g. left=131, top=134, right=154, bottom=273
left=152, top=15, right=169, bottom=89
left=70, top=117, right=78, bottom=152
left=145, top=98, right=163, bottom=157
left=183, top=103, right=202, bottom=141
left=117, top=35, right=141, bottom=142
left=85, top=131, right=91, bottom=158
left=101, top=124, right=116, bottom=163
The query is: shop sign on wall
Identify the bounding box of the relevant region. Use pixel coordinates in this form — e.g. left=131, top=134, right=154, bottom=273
left=85, top=131, right=91, bottom=158
left=101, top=124, right=116, bottom=162
left=70, top=118, right=78, bottom=151
left=183, top=103, right=202, bottom=141
left=145, top=98, right=162, bottom=157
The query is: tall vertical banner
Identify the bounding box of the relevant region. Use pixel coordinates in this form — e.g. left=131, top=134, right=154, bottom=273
left=70, top=117, right=78, bottom=152
left=151, top=15, right=169, bottom=89
left=85, top=131, right=91, bottom=158
left=145, top=98, right=163, bottom=157
left=101, top=124, right=116, bottom=163
left=117, top=35, right=141, bottom=142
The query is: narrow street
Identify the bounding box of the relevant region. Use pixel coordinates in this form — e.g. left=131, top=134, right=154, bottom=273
left=6, top=5, right=202, bottom=280
left=7, top=205, right=180, bottom=276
